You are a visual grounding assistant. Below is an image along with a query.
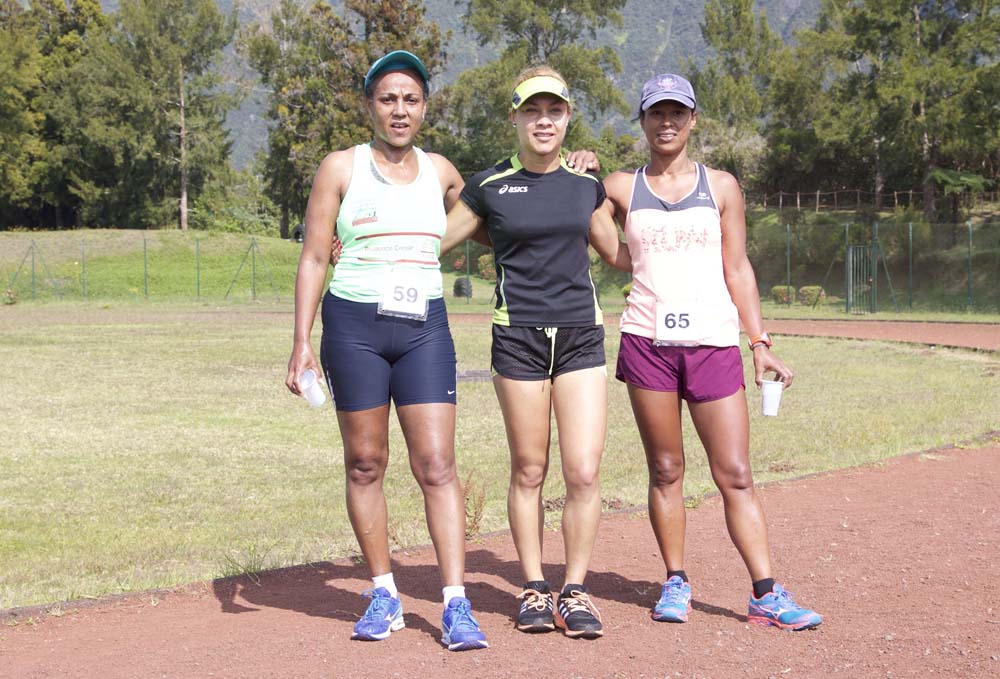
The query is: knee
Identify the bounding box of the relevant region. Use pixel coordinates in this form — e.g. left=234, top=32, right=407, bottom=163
left=648, top=454, right=684, bottom=489
left=563, top=461, right=600, bottom=495
left=413, top=453, right=457, bottom=489
left=346, top=454, right=384, bottom=486
left=512, top=462, right=547, bottom=491
left=714, top=458, right=754, bottom=492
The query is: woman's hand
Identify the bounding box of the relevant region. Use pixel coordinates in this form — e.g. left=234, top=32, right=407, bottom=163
left=329, top=237, right=343, bottom=267
left=751, top=346, right=793, bottom=389
left=286, top=341, right=321, bottom=396
left=565, top=149, right=600, bottom=172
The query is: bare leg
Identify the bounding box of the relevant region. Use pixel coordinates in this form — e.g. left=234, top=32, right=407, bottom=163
left=551, top=367, right=607, bottom=586
left=396, top=402, right=465, bottom=587
left=493, top=376, right=552, bottom=584
left=688, top=390, right=772, bottom=581
left=337, top=406, right=392, bottom=576
left=627, top=385, right=688, bottom=572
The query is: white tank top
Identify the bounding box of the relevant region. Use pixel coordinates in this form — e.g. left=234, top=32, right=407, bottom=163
left=619, top=164, right=740, bottom=347
left=329, top=144, right=445, bottom=302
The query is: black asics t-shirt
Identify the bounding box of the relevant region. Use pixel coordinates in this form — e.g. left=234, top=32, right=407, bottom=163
left=460, top=155, right=606, bottom=327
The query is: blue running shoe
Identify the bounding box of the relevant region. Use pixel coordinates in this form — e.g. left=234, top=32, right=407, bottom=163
left=747, top=583, right=822, bottom=631
left=652, top=575, right=691, bottom=623
left=441, top=597, right=489, bottom=651
left=351, top=587, right=404, bottom=641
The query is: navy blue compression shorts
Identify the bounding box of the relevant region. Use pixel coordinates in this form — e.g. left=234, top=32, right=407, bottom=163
left=320, top=293, right=457, bottom=412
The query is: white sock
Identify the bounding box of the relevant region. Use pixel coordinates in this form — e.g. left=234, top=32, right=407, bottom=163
left=442, top=585, right=466, bottom=607
left=372, top=572, right=397, bottom=597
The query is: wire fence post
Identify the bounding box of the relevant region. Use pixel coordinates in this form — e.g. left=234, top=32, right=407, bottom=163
left=196, top=237, right=201, bottom=299
left=872, top=222, right=880, bottom=311
left=143, top=235, right=149, bottom=298
left=966, top=220, right=973, bottom=309
left=251, top=237, right=257, bottom=301
left=31, top=240, right=37, bottom=300
left=81, top=238, right=87, bottom=300
left=225, top=240, right=253, bottom=300
left=907, top=222, right=913, bottom=309
left=465, top=240, right=472, bottom=304
left=785, top=223, right=792, bottom=306
left=844, top=223, right=850, bottom=314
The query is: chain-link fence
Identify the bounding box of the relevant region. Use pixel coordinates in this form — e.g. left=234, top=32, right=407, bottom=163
left=1, top=231, right=301, bottom=304
left=3, top=223, right=999, bottom=312
left=748, top=220, right=1000, bottom=313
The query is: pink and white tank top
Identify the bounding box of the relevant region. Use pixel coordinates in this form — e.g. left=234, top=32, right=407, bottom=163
left=619, top=164, right=739, bottom=347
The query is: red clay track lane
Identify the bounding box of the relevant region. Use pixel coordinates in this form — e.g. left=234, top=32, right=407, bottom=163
left=450, top=313, right=1000, bottom=352
left=766, top=319, right=1000, bottom=352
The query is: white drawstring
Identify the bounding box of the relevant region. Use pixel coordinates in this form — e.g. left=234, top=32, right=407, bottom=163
left=537, top=327, right=558, bottom=377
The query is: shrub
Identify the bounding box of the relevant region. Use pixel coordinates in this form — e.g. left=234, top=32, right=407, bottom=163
left=453, top=277, right=472, bottom=298
left=621, top=281, right=633, bottom=298
left=463, top=471, right=486, bottom=537
left=798, top=285, right=826, bottom=306
left=3, top=288, right=16, bottom=305
left=452, top=255, right=466, bottom=271
left=477, top=253, right=496, bottom=282
left=771, top=285, right=795, bottom=304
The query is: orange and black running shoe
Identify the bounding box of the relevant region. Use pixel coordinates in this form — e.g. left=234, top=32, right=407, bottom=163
left=555, top=584, right=603, bottom=639
left=516, top=581, right=555, bottom=632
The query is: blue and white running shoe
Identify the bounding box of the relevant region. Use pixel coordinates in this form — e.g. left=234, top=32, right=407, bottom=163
left=652, top=575, right=692, bottom=623
left=747, top=583, right=822, bottom=631
left=351, top=587, right=404, bottom=641
left=441, top=597, right=489, bottom=651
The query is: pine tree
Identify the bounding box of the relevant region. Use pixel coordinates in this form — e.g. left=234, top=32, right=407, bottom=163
left=56, top=0, right=236, bottom=228
left=241, top=0, right=447, bottom=237
left=766, top=0, right=999, bottom=221
left=687, top=0, right=781, bottom=184
left=0, top=1, right=45, bottom=220
left=439, top=0, right=630, bottom=174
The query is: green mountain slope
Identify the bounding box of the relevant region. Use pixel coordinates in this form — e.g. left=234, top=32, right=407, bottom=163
left=99, top=0, right=820, bottom=167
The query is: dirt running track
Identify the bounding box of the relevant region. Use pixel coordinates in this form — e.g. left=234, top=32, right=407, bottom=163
left=766, top=319, right=1000, bottom=353
left=2, top=321, right=999, bottom=678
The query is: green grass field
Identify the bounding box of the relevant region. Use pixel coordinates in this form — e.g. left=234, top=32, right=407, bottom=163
left=1, top=302, right=998, bottom=611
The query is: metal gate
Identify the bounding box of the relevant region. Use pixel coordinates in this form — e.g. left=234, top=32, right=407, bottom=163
left=845, top=244, right=876, bottom=314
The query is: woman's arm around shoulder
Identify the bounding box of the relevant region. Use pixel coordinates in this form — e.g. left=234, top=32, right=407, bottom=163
left=441, top=200, right=486, bottom=255
left=429, top=152, right=494, bottom=250
left=589, top=171, right=632, bottom=271
left=710, top=167, right=794, bottom=388
left=603, top=170, right=633, bottom=226
left=428, top=152, right=464, bottom=212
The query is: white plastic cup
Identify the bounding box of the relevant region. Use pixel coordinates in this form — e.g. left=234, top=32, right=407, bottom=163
left=760, top=379, right=784, bottom=417
left=299, top=368, right=326, bottom=408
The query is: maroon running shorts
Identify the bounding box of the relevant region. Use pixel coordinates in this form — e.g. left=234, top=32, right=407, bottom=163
left=615, top=332, right=745, bottom=402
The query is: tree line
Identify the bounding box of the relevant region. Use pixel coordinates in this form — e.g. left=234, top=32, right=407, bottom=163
left=1, top=0, right=997, bottom=236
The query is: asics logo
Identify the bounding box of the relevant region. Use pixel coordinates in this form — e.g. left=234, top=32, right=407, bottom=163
left=498, top=184, right=528, bottom=195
